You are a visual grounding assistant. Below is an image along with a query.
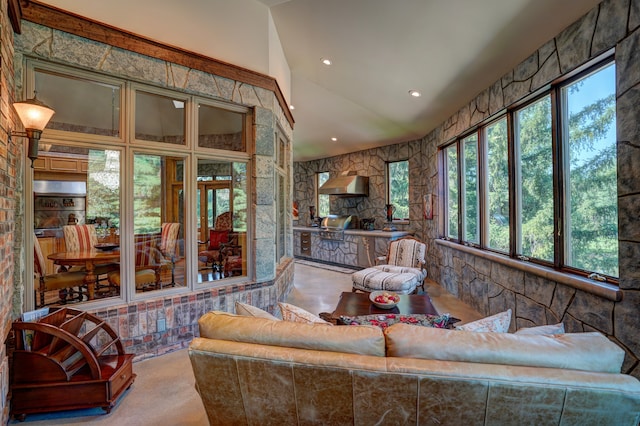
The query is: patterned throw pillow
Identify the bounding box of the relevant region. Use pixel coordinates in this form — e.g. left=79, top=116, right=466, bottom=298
left=235, top=301, right=280, bottom=321
left=339, top=313, right=451, bottom=329
left=455, top=309, right=512, bottom=333
left=515, top=322, right=565, bottom=335
left=278, top=302, right=332, bottom=325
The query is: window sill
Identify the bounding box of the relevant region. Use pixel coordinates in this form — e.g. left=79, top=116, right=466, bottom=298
left=435, top=239, right=621, bottom=302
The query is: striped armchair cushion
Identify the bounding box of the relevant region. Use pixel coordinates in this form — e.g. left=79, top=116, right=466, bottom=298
left=160, top=222, right=180, bottom=258
left=63, top=225, right=98, bottom=251
left=387, top=238, right=426, bottom=269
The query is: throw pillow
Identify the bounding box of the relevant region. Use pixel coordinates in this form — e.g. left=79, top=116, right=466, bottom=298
left=235, top=301, right=280, bottom=321
left=278, top=302, right=332, bottom=325
left=455, top=309, right=512, bottom=333
left=515, top=322, right=564, bottom=335
left=339, top=313, right=451, bottom=329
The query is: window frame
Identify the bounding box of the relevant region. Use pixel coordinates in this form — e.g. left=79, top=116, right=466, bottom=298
left=24, top=60, right=257, bottom=310
left=316, top=171, right=330, bottom=219
left=386, top=160, right=410, bottom=222
left=440, top=55, right=618, bottom=284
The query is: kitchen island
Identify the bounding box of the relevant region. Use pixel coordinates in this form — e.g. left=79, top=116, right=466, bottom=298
left=293, top=226, right=412, bottom=269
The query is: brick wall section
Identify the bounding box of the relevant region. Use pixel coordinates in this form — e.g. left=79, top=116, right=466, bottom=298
left=89, top=260, right=294, bottom=360
left=0, top=0, right=20, bottom=422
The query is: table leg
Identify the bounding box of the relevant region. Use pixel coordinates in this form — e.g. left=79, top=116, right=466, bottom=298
left=84, top=261, right=96, bottom=300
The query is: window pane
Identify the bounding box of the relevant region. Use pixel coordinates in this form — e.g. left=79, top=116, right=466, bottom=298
left=445, top=145, right=459, bottom=239
left=33, top=144, right=121, bottom=306
left=135, top=91, right=185, bottom=144
left=196, top=159, right=248, bottom=282
left=277, top=173, right=286, bottom=261
left=133, top=154, right=185, bottom=292
left=486, top=118, right=509, bottom=252
left=388, top=161, right=409, bottom=220
left=462, top=135, right=478, bottom=243
left=197, top=103, right=245, bottom=151
left=35, top=69, right=121, bottom=137
left=563, top=63, right=618, bottom=276
left=317, top=172, right=330, bottom=218
left=515, top=96, right=553, bottom=262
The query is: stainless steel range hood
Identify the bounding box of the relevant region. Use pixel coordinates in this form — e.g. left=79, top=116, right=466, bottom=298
left=318, top=172, right=369, bottom=196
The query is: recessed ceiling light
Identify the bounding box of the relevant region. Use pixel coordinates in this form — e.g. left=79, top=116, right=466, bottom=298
left=289, top=105, right=295, bottom=110
left=321, top=58, right=332, bottom=66
left=408, top=90, right=421, bottom=98
left=331, top=137, right=337, bottom=142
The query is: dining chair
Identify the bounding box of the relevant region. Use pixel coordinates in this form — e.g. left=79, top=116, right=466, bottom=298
left=198, top=212, right=232, bottom=273
left=62, top=224, right=118, bottom=286
left=159, top=222, right=181, bottom=287
left=33, top=234, right=86, bottom=307
left=62, top=224, right=99, bottom=251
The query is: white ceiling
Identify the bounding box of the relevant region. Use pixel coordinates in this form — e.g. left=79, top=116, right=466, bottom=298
left=35, top=0, right=602, bottom=161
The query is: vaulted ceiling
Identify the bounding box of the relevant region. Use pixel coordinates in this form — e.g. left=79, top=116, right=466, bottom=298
left=35, top=0, right=602, bottom=161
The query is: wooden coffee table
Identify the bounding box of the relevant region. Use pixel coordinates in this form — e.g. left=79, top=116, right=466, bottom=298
left=330, top=291, right=438, bottom=319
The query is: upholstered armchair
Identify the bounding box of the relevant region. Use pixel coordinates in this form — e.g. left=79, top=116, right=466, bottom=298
left=352, top=236, right=427, bottom=294
left=33, top=234, right=86, bottom=307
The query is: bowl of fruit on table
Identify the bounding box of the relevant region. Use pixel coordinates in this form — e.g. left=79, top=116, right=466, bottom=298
left=370, top=291, right=400, bottom=309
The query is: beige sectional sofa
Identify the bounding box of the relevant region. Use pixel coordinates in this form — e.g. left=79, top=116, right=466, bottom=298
left=188, top=311, right=640, bottom=426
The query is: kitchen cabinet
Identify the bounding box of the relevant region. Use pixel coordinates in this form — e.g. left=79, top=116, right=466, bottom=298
left=300, top=231, right=311, bottom=256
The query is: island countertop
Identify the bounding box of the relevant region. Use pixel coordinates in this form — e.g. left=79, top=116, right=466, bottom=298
left=293, top=226, right=411, bottom=238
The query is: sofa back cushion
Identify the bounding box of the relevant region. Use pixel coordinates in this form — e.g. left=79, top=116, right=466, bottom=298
left=198, top=311, right=385, bottom=356
left=384, top=324, right=624, bottom=373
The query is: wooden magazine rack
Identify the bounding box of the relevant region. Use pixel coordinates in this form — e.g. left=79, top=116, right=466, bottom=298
left=10, top=307, right=135, bottom=421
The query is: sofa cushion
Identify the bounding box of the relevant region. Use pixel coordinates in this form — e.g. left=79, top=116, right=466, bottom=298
left=515, top=322, right=565, bottom=335
left=384, top=324, right=625, bottom=373
left=198, top=311, right=386, bottom=356
left=278, top=302, right=332, bottom=325
left=235, top=301, right=280, bottom=321
left=455, top=309, right=511, bottom=333
left=339, top=313, right=450, bottom=329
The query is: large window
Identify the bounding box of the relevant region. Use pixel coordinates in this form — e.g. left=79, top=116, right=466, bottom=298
left=442, top=59, right=617, bottom=280
left=27, top=60, right=257, bottom=309
left=485, top=118, right=509, bottom=252
left=515, top=95, right=554, bottom=262
left=444, top=146, right=459, bottom=239
left=462, top=135, right=479, bottom=244
left=387, top=160, right=409, bottom=220
left=317, top=172, right=330, bottom=218
left=562, top=63, right=617, bottom=276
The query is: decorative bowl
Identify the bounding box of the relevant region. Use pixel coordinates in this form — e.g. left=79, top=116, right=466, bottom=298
left=94, top=243, right=119, bottom=251
left=369, top=291, right=400, bottom=309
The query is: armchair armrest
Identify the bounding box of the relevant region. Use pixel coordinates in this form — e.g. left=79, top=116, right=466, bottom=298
left=375, top=256, right=387, bottom=265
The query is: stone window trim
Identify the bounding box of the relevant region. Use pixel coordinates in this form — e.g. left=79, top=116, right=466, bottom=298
left=435, top=239, right=621, bottom=302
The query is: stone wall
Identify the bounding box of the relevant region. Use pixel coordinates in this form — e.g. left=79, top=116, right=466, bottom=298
left=293, top=140, right=425, bottom=237
left=294, top=0, right=640, bottom=378
left=422, top=0, right=639, bottom=378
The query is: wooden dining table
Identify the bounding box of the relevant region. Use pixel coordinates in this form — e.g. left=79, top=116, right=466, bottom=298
left=48, top=250, right=120, bottom=300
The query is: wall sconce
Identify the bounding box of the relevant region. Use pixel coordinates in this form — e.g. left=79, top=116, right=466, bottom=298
left=11, top=93, right=55, bottom=167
